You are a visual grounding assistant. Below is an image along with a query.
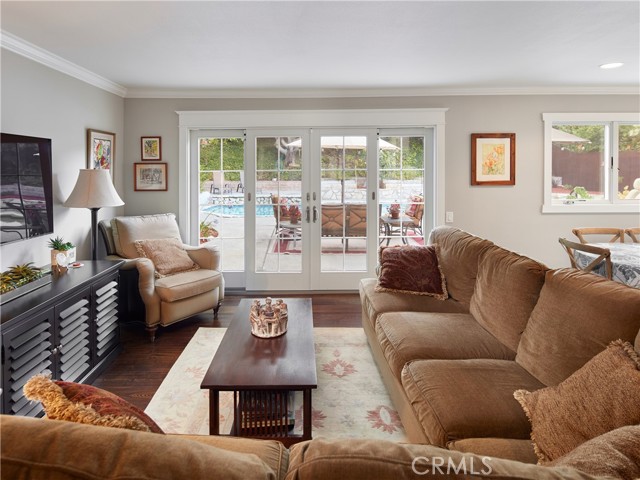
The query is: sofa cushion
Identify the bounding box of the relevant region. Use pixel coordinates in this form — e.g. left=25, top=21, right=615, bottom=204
left=401, top=359, right=545, bottom=447
left=514, top=340, right=640, bottom=463
left=549, top=426, right=640, bottom=480
left=23, top=374, right=164, bottom=433
left=447, top=438, right=538, bottom=464
left=0, top=416, right=277, bottom=480
left=376, top=312, right=515, bottom=380
left=112, top=213, right=182, bottom=259
left=135, top=237, right=199, bottom=278
left=155, top=269, right=224, bottom=302
left=516, top=268, right=640, bottom=386
left=181, top=434, right=289, bottom=480
left=429, top=226, right=495, bottom=307
left=470, top=245, right=548, bottom=352
left=359, top=278, right=468, bottom=331
left=287, top=438, right=596, bottom=480
left=376, top=244, right=448, bottom=299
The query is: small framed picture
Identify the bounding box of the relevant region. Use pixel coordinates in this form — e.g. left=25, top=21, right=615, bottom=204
left=134, top=163, right=167, bottom=191
left=141, top=136, right=162, bottom=161
left=471, top=133, right=516, bottom=186
left=87, top=129, right=116, bottom=179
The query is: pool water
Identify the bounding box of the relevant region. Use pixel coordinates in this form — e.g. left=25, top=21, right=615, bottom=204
left=204, top=204, right=273, bottom=217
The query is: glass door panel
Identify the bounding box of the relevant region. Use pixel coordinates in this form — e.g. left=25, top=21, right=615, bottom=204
left=255, top=136, right=303, bottom=274
left=378, top=135, right=426, bottom=247
left=198, top=136, right=245, bottom=273
left=319, top=135, right=368, bottom=273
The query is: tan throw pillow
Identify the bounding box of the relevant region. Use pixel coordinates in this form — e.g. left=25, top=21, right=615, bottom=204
left=514, top=340, right=640, bottom=464
left=134, top=237, right=199, bottom=278
left=549, top=426, right=640, bottom=480
left=23, top=374, right=164, bottom=433
left=375, top=244, right=448, bottom=300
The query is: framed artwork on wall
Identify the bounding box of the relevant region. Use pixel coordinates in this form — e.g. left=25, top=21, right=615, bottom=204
left=471, top=133, right=516, bottom=186
left=87, top=129, right=116, bottom=179
left=134, top=163, right=167, bottom=191
left=141, top=136, right=162, bottom=161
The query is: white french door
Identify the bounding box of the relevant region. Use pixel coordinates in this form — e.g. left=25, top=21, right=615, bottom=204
left=182, top=109, right=446, bottom=292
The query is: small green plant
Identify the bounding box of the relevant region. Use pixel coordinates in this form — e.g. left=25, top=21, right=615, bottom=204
left=47, top=236, right=74, bottom=251
left=567, top=186, right=592, bottom=200
left=0, top=263, right=44, bottom=294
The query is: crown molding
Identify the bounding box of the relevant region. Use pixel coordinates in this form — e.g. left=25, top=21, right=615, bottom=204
left=2, top=31, right=636, bottom=100
left=1, top=30, right=127, bottom=98
left=126, top=85, right=640, bottom=99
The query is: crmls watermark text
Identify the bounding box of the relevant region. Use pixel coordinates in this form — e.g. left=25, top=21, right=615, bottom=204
left=412, top=456, right=493, bottom=475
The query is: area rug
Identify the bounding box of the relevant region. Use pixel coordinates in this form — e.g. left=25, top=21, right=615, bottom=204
left=145, top=327, right=408, bottom=442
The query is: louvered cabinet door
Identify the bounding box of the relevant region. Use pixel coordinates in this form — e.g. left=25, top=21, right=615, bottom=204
left=54, top=288, right=91, bottom=383
left=1, top=309, right=54, bottom=416
left=93, top=274, right=119, bottom=361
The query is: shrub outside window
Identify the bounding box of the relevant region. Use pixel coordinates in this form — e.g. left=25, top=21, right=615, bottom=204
left=543, top=113, right=640, bottom=213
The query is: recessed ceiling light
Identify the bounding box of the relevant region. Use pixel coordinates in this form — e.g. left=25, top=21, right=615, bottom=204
left=600, top=62, right=624, bottom=69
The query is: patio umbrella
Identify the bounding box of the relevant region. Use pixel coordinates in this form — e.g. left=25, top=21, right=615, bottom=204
left=551, top=128, right=590, bottom=143
left=286, top=136, right=399, bottom=150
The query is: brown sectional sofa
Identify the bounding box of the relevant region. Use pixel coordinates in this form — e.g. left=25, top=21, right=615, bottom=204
left=2, top=415, right=632, bottom=480
left=359, top=226, right=640, bottom=463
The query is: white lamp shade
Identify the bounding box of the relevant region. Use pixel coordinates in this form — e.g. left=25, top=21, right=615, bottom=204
left=65, top=169, right=124, bottom=208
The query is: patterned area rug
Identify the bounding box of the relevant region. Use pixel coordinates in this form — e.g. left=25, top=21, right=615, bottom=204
left=145, top=327, right=407, bottom=441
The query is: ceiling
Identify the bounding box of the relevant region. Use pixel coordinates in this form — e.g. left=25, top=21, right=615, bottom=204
left=1, top=1, right=639, bottom=98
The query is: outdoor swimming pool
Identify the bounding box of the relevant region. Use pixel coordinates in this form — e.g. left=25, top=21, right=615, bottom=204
left=203, top=204, right=273, bottom=217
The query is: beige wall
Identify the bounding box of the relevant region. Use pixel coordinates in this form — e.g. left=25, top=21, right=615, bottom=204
left=124, top=95, right=639, bottom=268
left=1, top=51, right=125, bottom=270
left=1, top=50, right=637, bottom=271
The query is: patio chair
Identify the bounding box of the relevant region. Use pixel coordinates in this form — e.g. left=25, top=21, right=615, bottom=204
left=321, top=205, right=345, bottom=238
left=559, top=237, right=612, bottom=280
left=571, top=227, right=624, bottom=244
left=624, top=227, right=640, bottom=243
left=402, top=195, right=424, bottom=239
left=345, top=204, right=366, bottom=251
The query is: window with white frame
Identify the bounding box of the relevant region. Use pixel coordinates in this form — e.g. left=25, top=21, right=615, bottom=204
left=542, top=113, right=640, bottom=213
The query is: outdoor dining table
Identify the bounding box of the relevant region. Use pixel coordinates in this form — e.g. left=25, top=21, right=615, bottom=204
left=573, top=242, right=640, bottom=288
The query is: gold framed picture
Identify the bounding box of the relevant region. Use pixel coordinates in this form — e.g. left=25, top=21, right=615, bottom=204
left=87, top=129, right=115, bottom=179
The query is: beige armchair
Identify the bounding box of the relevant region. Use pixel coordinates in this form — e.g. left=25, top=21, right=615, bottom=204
left=99, top=213, right=224, bottom=341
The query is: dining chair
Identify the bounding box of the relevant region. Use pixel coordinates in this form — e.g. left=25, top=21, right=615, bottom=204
left=559, top=237, right=613, bottom=280
left=571, top=227, right=624, bottom=244
left=624, top=227, right=640, bottom=243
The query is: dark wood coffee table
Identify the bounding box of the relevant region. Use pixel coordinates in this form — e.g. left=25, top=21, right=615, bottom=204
left=201, top=298, right=317, bottom=446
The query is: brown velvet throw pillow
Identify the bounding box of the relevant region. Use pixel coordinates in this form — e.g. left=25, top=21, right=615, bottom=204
left=134, top=237, right=199, bottom=278
left=550, top=426, right=640, bottom=480
left=514, top=340, right=640, bottom=464
left=24, top=374, right=164, bottom=433
left=375, top=244, right=448, bottom=300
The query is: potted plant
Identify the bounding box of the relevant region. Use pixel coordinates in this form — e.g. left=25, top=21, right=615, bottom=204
left=0, top=263, right=44, bottom=294
left=47, top=236, right=76, bottom=266
left=288, top=205, right=301, bottom=224
left=388, top=202, right=401, bottom=219
left=199, top=221, right=219, bottom=244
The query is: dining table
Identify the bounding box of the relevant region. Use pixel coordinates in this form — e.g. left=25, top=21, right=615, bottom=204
left=573, top=242, right=640, bottom=288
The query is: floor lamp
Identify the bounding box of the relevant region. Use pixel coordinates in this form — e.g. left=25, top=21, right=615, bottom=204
left=65, top=169, right=124, bottom=260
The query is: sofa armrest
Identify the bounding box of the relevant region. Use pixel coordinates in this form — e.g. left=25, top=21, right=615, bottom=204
left=105, top=254, right=138, bottom=270
left=184, top=243, right=221, bottom=271
left=135, top=258, right=160, bottom=326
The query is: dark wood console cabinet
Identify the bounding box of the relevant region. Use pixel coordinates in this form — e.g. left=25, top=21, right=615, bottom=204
left=0, top=260, right=124, bottom=416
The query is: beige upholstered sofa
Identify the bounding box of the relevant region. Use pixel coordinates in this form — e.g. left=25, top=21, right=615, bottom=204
left=3, top=415, right=636, bottom=480
left=99, top=213, right=224, bottom=340
left=359, top=226, right=640, bottom=463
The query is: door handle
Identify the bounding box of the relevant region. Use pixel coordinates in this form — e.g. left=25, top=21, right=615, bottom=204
left=306, top=206, right=311, bottom=223
left=313, top=206, right=318, bottom=223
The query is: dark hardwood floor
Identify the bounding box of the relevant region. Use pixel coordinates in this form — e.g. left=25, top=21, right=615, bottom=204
left=92, top=293, right=362, bottom=411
